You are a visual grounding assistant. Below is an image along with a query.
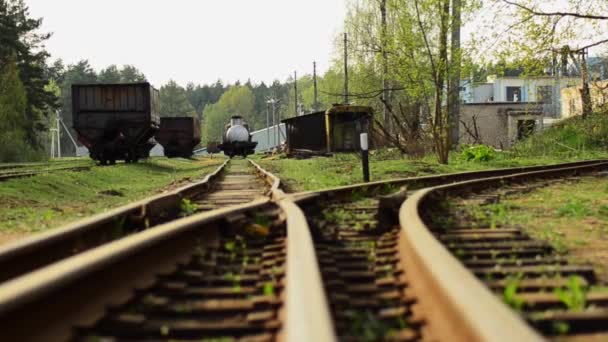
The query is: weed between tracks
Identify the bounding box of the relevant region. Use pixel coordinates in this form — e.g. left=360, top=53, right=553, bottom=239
left=308, top=197, right=419, bottom=341
left=431, top=174, right=608, bottom=337
left=0, top=157, right=224, bottom=237
left=455, top=176, right=608, bottom=283
left=78, top=206, right=286, bottom=340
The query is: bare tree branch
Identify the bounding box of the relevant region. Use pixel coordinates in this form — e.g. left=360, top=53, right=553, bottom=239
left=502, top=0, right=608, bottom=20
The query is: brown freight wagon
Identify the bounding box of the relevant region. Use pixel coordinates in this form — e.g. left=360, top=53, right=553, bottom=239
left=156, top=117, right=201, bottom=158
left=72, top=82, right=160, bottom=164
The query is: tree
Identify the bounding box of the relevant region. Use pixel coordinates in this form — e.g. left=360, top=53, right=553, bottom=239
left=98, top=65, right=122, bottom=83
left=202, top=86, right=255, bottom=143
left=120, top=65, right=146, bottom=82
left=0, top=54, right=32, bottom=162
left=341, top=0, right=473, bottom=163
left=0, top=54, right=27, bottom=132
left=474, top=0, right=608, bottom=118
left=160, top=80, right=195, bottom=117
left=0, top=0, right=57, bottom=148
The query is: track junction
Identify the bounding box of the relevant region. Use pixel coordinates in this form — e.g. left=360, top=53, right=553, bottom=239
left=0, top=158, right=607, bottom=341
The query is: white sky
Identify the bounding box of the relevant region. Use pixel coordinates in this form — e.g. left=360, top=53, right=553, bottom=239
left=25, top=0, right=347, bottom=87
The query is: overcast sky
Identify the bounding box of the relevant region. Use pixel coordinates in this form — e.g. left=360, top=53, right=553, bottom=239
left=26, top=0, right=347, bottom=87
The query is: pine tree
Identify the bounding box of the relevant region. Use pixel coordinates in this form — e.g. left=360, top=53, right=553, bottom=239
left=0, top=54, right=31, bottom=161
left=0, top=0, right=57, bottom=148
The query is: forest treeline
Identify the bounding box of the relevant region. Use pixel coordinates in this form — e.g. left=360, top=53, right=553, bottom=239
left=1, top=0, right=607, bottom=161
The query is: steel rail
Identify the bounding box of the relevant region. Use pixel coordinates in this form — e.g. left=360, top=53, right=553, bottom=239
left=0, top=159, right=91, bottom=171
left=289, top=158, right=608, bottom=201
left=398, top=161, right=608, bottom=341
left=0, top=165, right=92, bottom=181
left=249, top=158, right=336, bottom=341
left=0, top=198, right=269, bottom=340
left=248, top=159, right=285, bottom=199
left=0, top=161, right=336, bottom=342
left=0, top=159, right=229, bottom=283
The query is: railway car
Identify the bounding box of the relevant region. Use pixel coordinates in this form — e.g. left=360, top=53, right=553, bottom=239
left=156, top=117, right=201, bottom=158
left=219, top=116, right=257, bottom=158
left=72, top=82, right=160, bottom=165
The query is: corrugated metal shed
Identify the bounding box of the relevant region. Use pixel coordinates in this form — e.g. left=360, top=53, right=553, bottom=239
left=282, top=111, right=326, bottom=153
left=250, top=124, right=286, bottom=152
left=282, top=105, right=373, bottom=154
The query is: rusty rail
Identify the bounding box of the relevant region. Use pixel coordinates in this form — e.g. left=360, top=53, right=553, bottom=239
left=0, top=159, right=230, bottom=283
left=0, top=165, right=92, bottom=181
left=0, top=158, right=335, bottom=342
left=399, top=161, right=608, bottom=340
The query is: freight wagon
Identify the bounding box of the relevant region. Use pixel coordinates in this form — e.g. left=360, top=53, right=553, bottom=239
left=156, top=117, right=201, bottom=158
left=72, top=83, right=161, bottom=164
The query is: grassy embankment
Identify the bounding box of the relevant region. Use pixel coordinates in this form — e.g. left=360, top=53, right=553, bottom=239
left=254, top=113, right=608, bottom=192
left=0, top=157, right=225, bottom=239
left=470, top=176, right=608, bottom=284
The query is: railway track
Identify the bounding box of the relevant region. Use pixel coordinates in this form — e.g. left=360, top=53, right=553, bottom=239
left=0, top=161, right=332, bottom=341
left=306, top=195, right=425, bottom=340
left=0, top=165, right=93, bottom=181
left=403, top=161, right=608, bottom=340
left=0, top=158, right=270, bottom=283
left=1, top=159, right=607, bottom=340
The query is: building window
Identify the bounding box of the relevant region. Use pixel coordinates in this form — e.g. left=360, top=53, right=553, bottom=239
left=537, top=86, right=553, bottom=104
left=506, top=86, right=522, bottom=102
left=517, top=120, right=536, bottom=140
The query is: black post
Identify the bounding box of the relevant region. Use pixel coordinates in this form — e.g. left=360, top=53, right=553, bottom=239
left=360, top=133, right=370, bottom=182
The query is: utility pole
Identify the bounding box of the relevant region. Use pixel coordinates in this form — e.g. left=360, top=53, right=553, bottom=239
left=313, top=61, right=319, bottom=111
left=56, top=111, right=62, bottom=158
left=294, top=71, right=299, bottom=116
left=344, top=33, right=349, bottom=104
left=266, top=102, right=271, bottom=150
left=449, top=0, right=462, bottom=148
left=380, top=0, right=391, bottom=134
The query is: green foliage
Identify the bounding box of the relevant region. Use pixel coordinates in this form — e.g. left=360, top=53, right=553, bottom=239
left=0, top=0, right=58, bottom=147
left=263, top=282, right=275, bottom=296
left=460, top=144, right=496, bottom=162
left=0, top=158, right=223, bottom=232
left=555, top=276, right=588, bottom=311
left=179, top=199, right=198, bottom=217
left=0, top=54, right=44, bottom=162
left=503, top=278, right=525, bottom=311
left=557, top=199, right=592, bottom=219
left=160, top=80, right=196, bottom=117
left=513, top=112, right=608, bottom=158
left=202, top=86, right=255, bottom=143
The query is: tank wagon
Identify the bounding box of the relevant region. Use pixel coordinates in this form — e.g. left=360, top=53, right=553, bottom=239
left=156, top=117, right=201, bottom=158
left=219, top=116, right=257, bottom=157
left=72, top=82, right=160, bottom=164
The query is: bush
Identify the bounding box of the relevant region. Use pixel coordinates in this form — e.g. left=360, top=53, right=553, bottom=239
left=460, top=144, right=496, bottom=162
left=0, top=131, right=46, bottom=163
left=512, top=112, right=608, bottom=157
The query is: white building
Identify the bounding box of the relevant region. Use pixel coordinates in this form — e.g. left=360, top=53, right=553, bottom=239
left=460, top=75, right=580, bottom=117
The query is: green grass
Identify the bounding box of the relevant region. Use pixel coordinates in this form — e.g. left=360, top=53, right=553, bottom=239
left=252, top=151, right=608, bottom=192
left=0, top=157, right=225, bottom=234
left=253, top=111, right=608, bottom=192
left=459, top=176, right=608, bottom=282
left=513, top=112, right=608, bottom=158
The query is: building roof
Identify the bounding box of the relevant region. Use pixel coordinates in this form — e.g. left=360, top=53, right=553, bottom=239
left=282, top=111, right=326, bottom=123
